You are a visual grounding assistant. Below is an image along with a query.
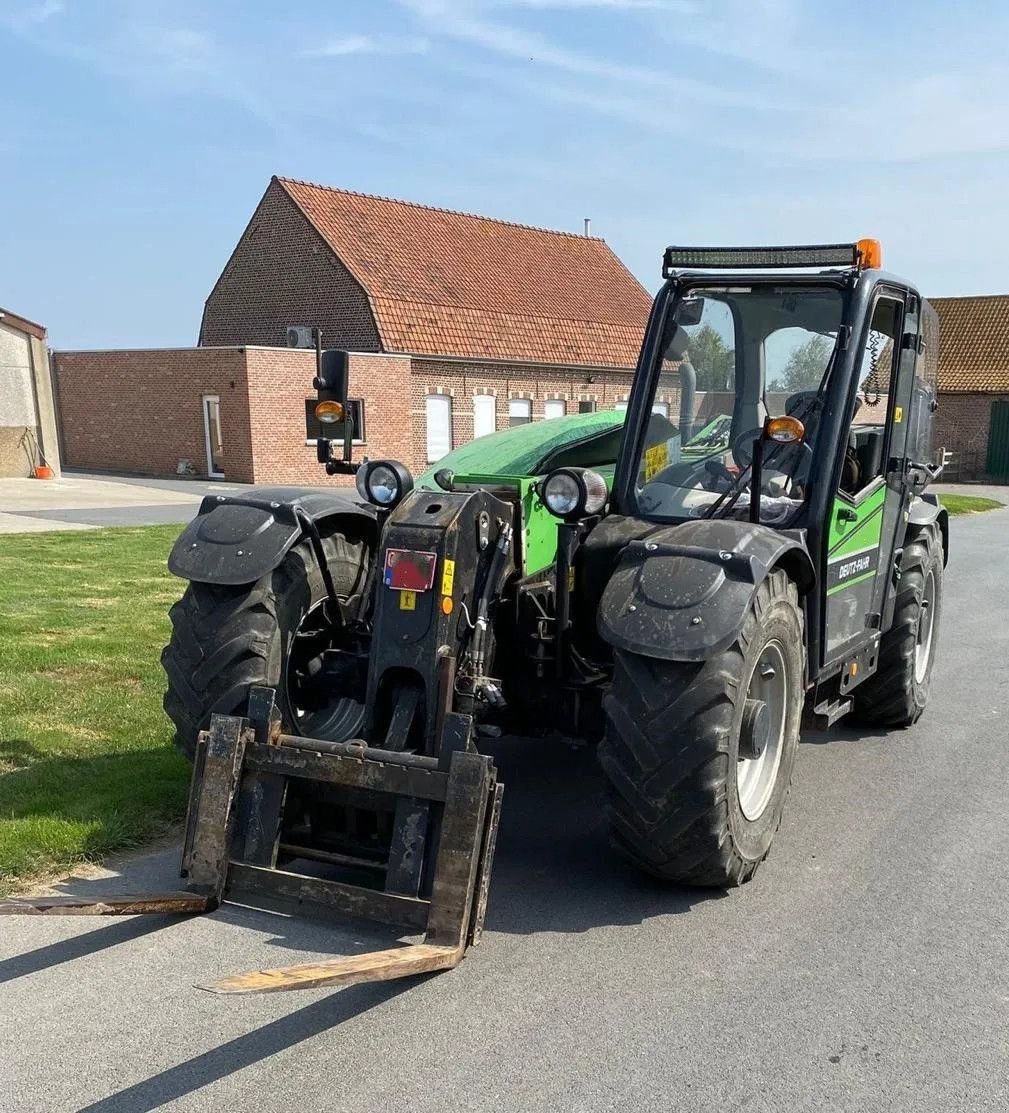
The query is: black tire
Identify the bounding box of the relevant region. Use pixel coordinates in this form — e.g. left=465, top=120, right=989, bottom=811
left=851, top=527, right=943, bottom=727
left=598, top=569, right=804, bottom=887
left=162, top=529, right=369, bottom=760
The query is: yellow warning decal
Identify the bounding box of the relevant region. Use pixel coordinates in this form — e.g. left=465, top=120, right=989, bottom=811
left=441, top=558, right=455, bottom=597
left=567, top=566, right=576, bottom=592
left=399, top=590, right=417, bottom=611
left=644, top=442, right=669, bottom=481
left=894, top=406, right=903, bottom=423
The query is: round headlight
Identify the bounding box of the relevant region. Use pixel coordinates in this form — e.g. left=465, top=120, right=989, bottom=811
left=355, top=459, right=414, bottom=509
left=541, top=468, right=609, bottom=520
left=543, top=471, right=581, bottom=516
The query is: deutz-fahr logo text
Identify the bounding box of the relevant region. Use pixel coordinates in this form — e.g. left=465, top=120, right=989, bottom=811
left=828, top=547, right=879, bottom=591
left=837, top=553, right=872, bottom=582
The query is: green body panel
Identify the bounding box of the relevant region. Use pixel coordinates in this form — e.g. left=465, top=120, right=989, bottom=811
left=826, top=484, right=886, bottom=595
left=416, top=411, right=628, bottom=578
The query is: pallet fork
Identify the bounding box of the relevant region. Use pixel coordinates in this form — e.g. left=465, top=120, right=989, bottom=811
left=0, top=687, right=503, bottom=995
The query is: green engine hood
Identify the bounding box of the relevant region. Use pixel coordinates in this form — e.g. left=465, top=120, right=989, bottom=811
left=414, top=411, right=628, bottom=580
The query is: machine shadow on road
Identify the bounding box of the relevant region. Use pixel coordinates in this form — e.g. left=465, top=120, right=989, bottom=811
left=73, top=979, right=417, bottom=1113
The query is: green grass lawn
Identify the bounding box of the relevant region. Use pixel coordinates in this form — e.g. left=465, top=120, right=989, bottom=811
left=942, top=494, right=1004, bottom=515
left=0, top=526, right=190, bottom=893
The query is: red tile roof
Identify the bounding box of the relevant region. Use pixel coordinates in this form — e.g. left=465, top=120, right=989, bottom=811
left=276, top=177, right=651, bottom=368
left=931, top=295, right=1009, bottom=392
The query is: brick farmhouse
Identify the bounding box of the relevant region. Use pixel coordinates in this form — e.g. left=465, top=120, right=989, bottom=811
left=51, top=179, right=1008, bottom=483
left=54, top=177, right=652, bottom=484
left=929, top=295, right=1009, bottom=480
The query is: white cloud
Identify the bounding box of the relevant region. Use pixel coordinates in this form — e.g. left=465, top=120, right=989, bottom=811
left=307, top=34, right=431, bottom=57
left=398, top=0, right=763, bottom=109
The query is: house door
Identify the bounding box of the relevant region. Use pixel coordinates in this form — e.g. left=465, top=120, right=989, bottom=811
left=202, top=395, right=225, bottom=478
left=986, top=401, right=1009, bottom=480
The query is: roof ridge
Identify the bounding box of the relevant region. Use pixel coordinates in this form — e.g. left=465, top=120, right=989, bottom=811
left=275, top=175, right=607, bottom=243
left=930, top=293, right=1009, bottom=301
left=370, top=293, right=647, bottom=328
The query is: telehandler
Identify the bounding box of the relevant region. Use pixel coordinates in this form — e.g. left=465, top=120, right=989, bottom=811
left=3, top=240, right=947, bottom=994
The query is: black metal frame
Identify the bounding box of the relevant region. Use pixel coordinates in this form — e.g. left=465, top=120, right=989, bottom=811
left=610, top=265, right=927, bottom=686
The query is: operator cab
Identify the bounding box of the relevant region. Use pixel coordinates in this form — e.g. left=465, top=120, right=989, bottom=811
left=612, top=238, right=935, bottom=533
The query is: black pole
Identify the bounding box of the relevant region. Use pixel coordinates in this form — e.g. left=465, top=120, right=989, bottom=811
left=749, top=436, right=764, bottom=524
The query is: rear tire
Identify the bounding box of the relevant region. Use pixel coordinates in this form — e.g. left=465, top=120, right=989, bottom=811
left=162, top=529, right=369, bottom=760
left=852, top=527, right=943, bottom=727
left=598, top=570, right=803, bottom=887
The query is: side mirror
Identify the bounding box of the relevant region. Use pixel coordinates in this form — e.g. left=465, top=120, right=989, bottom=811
left=677, top=297, right=704, bottom=326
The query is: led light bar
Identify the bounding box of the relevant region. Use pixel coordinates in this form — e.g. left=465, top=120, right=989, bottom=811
left=662, top=240, right=881, bottom=277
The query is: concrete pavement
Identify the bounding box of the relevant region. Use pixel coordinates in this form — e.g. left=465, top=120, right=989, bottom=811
left=0, top=471, right=254, bottom=533
left=1, top=508, right=1008, bottom=1111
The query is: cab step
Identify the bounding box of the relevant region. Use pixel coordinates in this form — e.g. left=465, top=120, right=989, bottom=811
left=811, top=696, right=853, bottom=729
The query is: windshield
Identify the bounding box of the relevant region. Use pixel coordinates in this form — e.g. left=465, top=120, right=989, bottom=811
left=629, top=283, right=845, bottom=524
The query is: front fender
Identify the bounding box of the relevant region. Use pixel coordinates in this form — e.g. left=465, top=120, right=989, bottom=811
left=909, top=493, right=949, bottom=566
left=598, top=518, right=813, bottom=663
left=168, top=486, right=377, bottom=586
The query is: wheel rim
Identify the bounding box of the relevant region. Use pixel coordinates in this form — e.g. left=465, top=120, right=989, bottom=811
left=286, top=600, right=366, bottom=741
left=914, top=568, right=937, bottom=684
left=737, top=640, right=788, bottom=821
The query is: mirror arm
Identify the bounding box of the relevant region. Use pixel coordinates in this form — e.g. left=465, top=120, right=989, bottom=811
left=749, top=436, right=765, bottom=524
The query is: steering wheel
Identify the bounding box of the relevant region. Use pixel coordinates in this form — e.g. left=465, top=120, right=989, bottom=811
left=731, top=427, right=763, bottom=469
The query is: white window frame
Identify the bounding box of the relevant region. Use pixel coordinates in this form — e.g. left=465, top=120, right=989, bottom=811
left=543, top=399, right=566, bottom=420
left=509, top=398, right=532, bottom=426
left=651, top=401, right=670, bottom=418
left=473, top=394, right=497, bottom=438
left=202, top=394, right=224, bottom=478
left=426, top=393, right=453, bottom=462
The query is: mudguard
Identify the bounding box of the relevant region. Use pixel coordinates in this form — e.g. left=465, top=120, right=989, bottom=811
left=908, top=493, right=949, bottom=566
left=167, top=486, right=377, bottom=586
left=597, top=518, right=814, bottom=663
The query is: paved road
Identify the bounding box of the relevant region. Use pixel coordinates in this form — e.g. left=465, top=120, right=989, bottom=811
left=0, top=471, right=261, bottom=532
left=2, top=509, right=1008, bottom=1112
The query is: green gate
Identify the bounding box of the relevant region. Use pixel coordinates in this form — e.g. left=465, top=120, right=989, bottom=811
left=986, top=401, right=1009, bottom=480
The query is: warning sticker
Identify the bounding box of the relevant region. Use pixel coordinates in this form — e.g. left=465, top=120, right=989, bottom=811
left=894, top=406, right=903, bottom=423
left=441, top=558, right=456, bottom=597
left=644, top=442, right=669, bottom=481
left=399, top=590, right=417, bottom=611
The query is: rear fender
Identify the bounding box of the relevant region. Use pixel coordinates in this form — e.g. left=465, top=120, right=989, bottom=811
left=908, top=493, right=949, bottom=566
left=597, top=518, right=814, bottom=663
left=168, top=487, right=377, bottom=586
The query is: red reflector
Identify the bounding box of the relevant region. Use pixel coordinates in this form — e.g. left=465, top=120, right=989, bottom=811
left=383, top=549, right=438, bottom=592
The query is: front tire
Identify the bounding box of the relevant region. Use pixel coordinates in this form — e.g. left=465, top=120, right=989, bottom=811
left=162, top=529, right=369, bottom=760
left=852, top=526, right=943, bottom=727
left=598, top=569, right=804, bottom=887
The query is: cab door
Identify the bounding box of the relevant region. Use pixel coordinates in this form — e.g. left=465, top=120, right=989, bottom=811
left=823, top=288, right=911, bottom=661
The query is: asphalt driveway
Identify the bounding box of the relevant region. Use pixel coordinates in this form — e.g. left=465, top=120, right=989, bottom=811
left=0, top=471, right=256, bottom=532
left=1, top=506, right=1007, bottom=1111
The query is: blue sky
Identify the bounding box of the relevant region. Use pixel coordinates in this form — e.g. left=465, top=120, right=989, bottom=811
left=2, top=0, right=1008, bottom=349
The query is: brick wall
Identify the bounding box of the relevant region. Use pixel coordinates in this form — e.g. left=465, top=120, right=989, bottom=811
left=244, top=349, right=413, bottom=486
left=410, top=358, right=637, bottom=472
left=53, top=348, right=255, bottom=481
left=199, top=179, right=381, bottom=351
left=936, top=391, right=1009, bottom=480
left=53, top=346, right=415, bottom=487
